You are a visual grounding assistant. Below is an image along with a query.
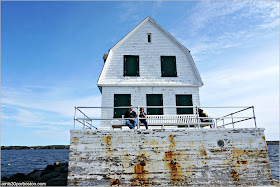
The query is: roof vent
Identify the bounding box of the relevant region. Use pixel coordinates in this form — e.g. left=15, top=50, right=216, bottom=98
left=103, top=54, right=108, bottom=63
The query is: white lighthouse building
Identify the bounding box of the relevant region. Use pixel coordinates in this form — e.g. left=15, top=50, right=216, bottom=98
left=97, top=16, right=203, bottom=129
left=68, top=17, right=274, bottom=186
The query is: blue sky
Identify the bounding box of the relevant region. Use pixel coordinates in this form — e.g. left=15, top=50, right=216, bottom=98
left=1, top=1, right=279, bottom=145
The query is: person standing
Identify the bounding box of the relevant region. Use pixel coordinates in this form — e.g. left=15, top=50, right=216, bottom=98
left=139, top=108, right=148, bottom=129
left=124, top=106, right=137, bottom=129
left=198, top=108, right=213, bottom=128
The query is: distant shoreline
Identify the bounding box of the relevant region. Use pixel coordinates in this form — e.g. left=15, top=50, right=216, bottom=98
left=1, top=145, right=70, bottom=150
left=1, top=141, right=279, bottom=150
left=267, top=141, right=279, bottom=145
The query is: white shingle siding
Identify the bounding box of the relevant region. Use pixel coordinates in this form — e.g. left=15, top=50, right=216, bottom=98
left=100, top=86, right=200, bottom=128
left=98, top=20, right=202, bottom=86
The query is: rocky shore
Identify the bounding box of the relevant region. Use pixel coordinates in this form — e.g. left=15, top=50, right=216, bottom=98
left=1, top=162, right=68, bottom=186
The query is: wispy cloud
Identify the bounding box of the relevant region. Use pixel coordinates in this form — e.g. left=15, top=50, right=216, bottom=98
left=33, top=129, right=70, bottom=143
left=118, top=2, right=143, bottom=24
left=199, top=44, right=279, bottom=140
left=1, top=84, right=102, bottom=131
left=151, top=1, right=163, bottom=17
left=170, top=1, right=279, bottom=59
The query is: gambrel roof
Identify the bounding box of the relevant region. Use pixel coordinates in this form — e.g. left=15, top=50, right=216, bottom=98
left=97, top=16, right=204, bottom=89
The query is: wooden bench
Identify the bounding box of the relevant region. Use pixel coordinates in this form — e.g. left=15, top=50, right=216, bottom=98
left=111, top=115, right=214, bottom=129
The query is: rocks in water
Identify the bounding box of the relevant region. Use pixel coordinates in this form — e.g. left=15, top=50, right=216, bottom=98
left=37, top=172, right=62, bottom=182
left=47, top=173, right=68, bottom=186
left=25, top=170, right=43, bottom=181
left=53, top=165, right=67, bottom=173
left=1, top=162, right=68, bottom=186
left=7, top=173, right=26, bottom=182
left=1, top=177, right=8, bottom=181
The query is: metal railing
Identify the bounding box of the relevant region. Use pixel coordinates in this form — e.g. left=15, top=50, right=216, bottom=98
left=73, top=106, right=257, bottom=130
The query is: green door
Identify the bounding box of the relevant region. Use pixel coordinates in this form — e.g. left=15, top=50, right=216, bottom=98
left=114, top=94, right=131, bottom=118
left=124, top=55, right=139, bottom=76
left=176, top=95, right=193, bottom=114
left=147, top=94, right=163, bottom=115
left=161, top=56, right=177, bottom=77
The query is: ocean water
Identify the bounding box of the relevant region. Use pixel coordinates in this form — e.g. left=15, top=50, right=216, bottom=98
left=267, top=145, right=279, bottom=181
left=1, top=149, right=69, bottom=178
left=1, top=146, right=279, bottom=180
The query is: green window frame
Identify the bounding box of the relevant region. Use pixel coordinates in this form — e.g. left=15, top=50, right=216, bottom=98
left=146, top=94, right=163, bottom=115
left=114, top=94, right=131, bottom=118
left=176, top=95, right=193, bottom=114
left=124, top=55, right=139, bottom=76
left=147, top=33, right=151, bottom=43
left=161, top=56, right=177, bottom=77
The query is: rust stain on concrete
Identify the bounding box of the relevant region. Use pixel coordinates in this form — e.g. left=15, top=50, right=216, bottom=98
left=262, top=136, right=266, bottom=141
left=200, top=148, right=208, bottom=157
left=110, top=179, right=120, bottom=186
left=73, top=137, right=79, bottom=143
left=186, top=165, right=195, bottom=175
left=102, top=135, right=113, bottom=152
left=231, top=148, right=249, bottom=179
left=105, top=135, right=112, bottom=146
left=231, top=170, right=239, bottom=182
left=164, top=135, right=184, bottom=183
left=164, top=151, right=183, bottom=182
left=231, top=149, right=246, bottom=156
left=131, top=154, right=151, bottom=186
left=169, top=135, right=176, bottom=149
left=150, top=139, right=159, bottom=146
left=236, top=160, right=247, bottom=165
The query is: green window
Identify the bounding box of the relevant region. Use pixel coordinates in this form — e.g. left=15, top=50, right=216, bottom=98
left=114, top=94, right=131, bottom=118
left=124, top=55, right=139, bottom=76
left=147, top=94, right=163, bottom=115
left=176, top=95, right=193, bottom=114
left=161, top=56, right=177, bottom=77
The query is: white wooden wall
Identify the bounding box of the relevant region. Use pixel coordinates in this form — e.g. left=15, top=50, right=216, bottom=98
left=100, top=86, right=200, bottom=128
left=98, top=20, right=202, bottom=86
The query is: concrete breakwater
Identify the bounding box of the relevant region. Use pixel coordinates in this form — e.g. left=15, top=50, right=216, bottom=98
left=1, top=162, right=68, bottom=186
left=68, top=128, right=273, bottom=186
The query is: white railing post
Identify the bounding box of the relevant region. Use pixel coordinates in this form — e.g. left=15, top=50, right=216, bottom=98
left=231, top=113, right=234, bottom=128
left=91, top=119, right=93, bottom=130
left=252, top=106, right=257, bottom=128
left=196, top=106, right=200, bottom=129
left=74, top=106, right=77, bottom=130
left=137, top=106, right=140, bottom=129
left=215, top=119, right=217, bottom=128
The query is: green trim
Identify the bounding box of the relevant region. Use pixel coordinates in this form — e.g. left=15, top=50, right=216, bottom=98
left=114, top=94, right=131, bottom=118
left=176, top=95, right=193, bottom=114
left=124, top=55, right=139, bottom=76
left=147, top=94, right=163, bottom=115
left=161, top=56, right=177, bottom=77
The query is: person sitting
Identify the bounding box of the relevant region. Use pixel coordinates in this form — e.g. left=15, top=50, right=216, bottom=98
left=198, top=108, right=213, bottom=128
left=139, top=108, right=148, bottom=129
left=124, top=106, right=137, bottom=129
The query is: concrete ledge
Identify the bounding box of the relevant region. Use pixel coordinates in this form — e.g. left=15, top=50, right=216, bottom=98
left=70, top=128, right=265, bottom=133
